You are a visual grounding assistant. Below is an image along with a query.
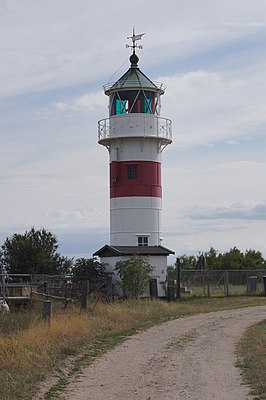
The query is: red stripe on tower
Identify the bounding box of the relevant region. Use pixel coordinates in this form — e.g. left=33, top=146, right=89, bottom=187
left=110, top=161, right=162, bottom=198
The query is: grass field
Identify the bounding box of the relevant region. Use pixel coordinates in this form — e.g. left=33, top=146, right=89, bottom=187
left=0, top=296, right=266, bottom=400
left=236, top=319, right=266, bottom=399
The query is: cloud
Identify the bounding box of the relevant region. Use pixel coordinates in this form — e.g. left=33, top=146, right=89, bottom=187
left=187, top=201, right=266, bottom=220
left=57, top=230, right=109, bottom=259
left=54, top=91, right=106, bottom=112
left=224, top=22, right=266, bottom=29
left=216, top=161, right=263, bottom=170
left=160, top=69, right=266, bottom=148
left=44, top=207, right=108, bottom=229
left=1, top=0, right=266, bottom=100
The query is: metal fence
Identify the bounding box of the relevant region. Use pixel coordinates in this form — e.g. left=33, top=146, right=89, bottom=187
left=180, top=269, right=266, bottom=297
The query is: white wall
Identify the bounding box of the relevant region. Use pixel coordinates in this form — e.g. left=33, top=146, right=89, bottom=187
left=110, top=197, right=162, bottom=246
left=100, top=254, right=168, bottom=298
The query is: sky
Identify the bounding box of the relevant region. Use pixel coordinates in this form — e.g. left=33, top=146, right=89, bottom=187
left=1, top=0, right=266, bottom=263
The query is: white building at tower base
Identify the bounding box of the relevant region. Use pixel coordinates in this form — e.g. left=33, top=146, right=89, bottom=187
left=93, top=244, right=174, bottom=298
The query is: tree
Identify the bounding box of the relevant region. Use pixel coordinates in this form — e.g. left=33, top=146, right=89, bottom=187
left=177, top=255, right=197, bottom=270
left=243, top=249, right=265, bottom=270
left=115, top=255, right=153, bottom=299
left=0, top=227, right=72, bottom=275
left=71, top=258, right=108, bottom=280
left=205, top=247, right=222, bottom=270
left=220, top=247, right=244, bottom=270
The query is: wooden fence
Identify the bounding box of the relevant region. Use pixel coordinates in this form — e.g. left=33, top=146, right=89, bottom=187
left=0, top=273, right=113, bottom=308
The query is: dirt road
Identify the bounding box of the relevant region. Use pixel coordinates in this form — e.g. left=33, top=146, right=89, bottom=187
left=62, top=305, right=265, bottom=400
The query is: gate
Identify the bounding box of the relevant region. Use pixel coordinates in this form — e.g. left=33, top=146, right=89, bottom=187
left=206, top=270, right=229, bottom=297
left=180, top=270, right=229, bottom=297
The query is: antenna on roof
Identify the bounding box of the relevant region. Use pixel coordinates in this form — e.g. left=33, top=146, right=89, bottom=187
left=126, top=27, right=145, bottom=54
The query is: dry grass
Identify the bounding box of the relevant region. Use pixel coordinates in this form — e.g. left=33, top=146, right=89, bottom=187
left=0, top=300, right=178, bottom=400
left=236, top=320, right=266, bottom=399
left=0, top=296, right=266, bottom=400
left=0, top=309, right=94, bottom=399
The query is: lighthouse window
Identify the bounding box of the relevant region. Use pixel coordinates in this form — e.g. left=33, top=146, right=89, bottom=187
left=110, top=91, right=160, bottom=115
left=138, top=236, right=149, bottom=246
left=116, top=99, right=129, bottom=114
left=127, top=165, right=137, bottom=180
left=144, top=99, right=152, bottom=114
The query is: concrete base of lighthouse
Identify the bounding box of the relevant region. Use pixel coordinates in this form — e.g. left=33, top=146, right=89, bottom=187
left=93, top=245, right=174, bottom=298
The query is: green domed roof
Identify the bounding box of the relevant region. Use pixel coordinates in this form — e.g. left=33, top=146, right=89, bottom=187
left=104, top=54, right=165, bottom=95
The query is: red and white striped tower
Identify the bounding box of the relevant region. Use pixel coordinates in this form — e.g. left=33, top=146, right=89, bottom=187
left=98, top=31, right=172, bottom=248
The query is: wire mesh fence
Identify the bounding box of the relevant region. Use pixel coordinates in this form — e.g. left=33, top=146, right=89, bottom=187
left=180, top=269, right=266, bottom=297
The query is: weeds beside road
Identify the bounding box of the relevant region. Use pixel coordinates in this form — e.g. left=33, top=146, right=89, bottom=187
left=0, top=296, right=266, bottom=400
left=237, top=319, right=266, bottom=400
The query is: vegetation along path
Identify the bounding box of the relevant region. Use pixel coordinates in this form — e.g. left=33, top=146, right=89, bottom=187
left=60, top=305, right=266, bottom=400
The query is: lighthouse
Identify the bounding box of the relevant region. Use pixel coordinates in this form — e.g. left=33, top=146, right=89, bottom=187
left=94, top=31, right=174, bottom=297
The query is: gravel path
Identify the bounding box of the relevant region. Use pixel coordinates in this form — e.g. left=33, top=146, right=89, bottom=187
left=62, top=305, right=266, bottom=400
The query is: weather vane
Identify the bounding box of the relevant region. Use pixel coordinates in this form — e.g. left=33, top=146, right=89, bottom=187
left=126, top=27, right=145, bottom=54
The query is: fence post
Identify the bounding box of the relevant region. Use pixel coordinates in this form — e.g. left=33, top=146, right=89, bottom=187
left=167, top=279, right=175, bottom=302
left=80, top=280, right=89, bottom=309
left=224, top=271, right=229, bottom=296
left=175, top=258, right=181, bottom=299
left=207, top=271, right=211, bottom=297
left=0, top=265, right=6, bottom=300
left=263, top=276, right=266, bottom=296
left=202, top=271, right=206, bottom=296
left=43, top=300, right=52, bottom=323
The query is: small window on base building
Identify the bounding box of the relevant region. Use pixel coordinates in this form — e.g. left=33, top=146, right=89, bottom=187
left=138, top=236, right=148, bottom=246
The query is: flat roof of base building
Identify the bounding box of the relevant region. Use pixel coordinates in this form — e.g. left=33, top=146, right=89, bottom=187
left=93, top=245, right=175, bottom=258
